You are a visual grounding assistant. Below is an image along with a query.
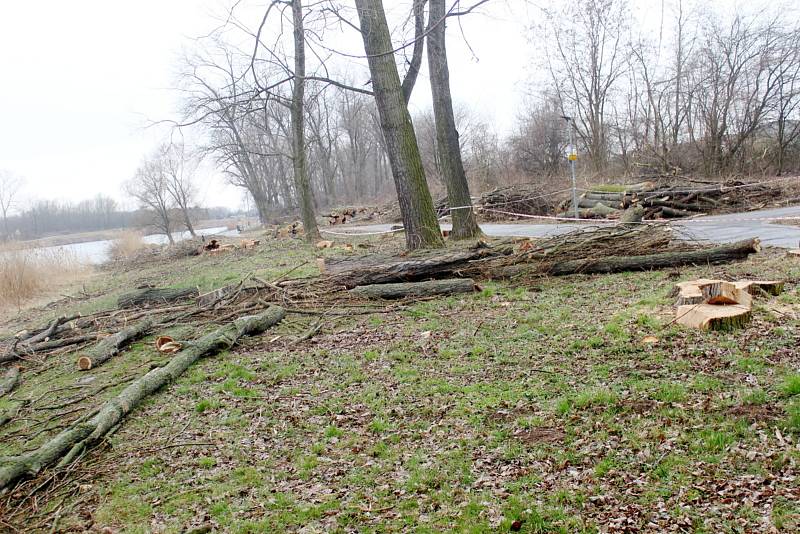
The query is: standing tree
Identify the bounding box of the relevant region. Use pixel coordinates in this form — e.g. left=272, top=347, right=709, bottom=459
left=289, top=0, right=321, bottom=241
left=0, top=171, right=23, bottom=239
left=160, top=143, right=199, bottom=237
left=125, top=156, right=175, bottom=244
left=355, top=0, right=443, bottom=250
left=426, top=0, right=481, bottom=239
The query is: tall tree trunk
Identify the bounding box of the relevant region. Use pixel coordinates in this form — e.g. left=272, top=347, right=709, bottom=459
left=401, top=0, right=427, bottom=104
left=355, top=0, right=443, bottom=250
left=291, top=0, right=321, bottom=242
left=427, top=0, right=481, bottom=239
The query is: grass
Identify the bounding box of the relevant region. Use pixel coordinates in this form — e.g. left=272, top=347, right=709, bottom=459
left=1, top=234, right=799, bottom=532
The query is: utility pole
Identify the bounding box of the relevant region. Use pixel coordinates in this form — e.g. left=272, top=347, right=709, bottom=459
left=561, top=115, right=579, bottom=218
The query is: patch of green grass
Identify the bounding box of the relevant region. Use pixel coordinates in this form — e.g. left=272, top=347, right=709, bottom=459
left=652, top=382, right=688, bottom=403
left=780, top=374, right=800, bottom=397
left=195, top=398, right=220, bottom=413
left=197, top=456, right=217, bottom=469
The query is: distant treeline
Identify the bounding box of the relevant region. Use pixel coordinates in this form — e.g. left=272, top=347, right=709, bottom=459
left=2, top=195, right=232, bottom=240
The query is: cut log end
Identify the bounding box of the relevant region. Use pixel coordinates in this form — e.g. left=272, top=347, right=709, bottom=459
left=677, top=304, right=752, bottom=331
left=77, top=356, right=92, bottom=371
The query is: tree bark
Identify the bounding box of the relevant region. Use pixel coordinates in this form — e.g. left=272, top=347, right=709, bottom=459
left=291, top=0, right=321, bottom=242
left=0, top=307, right=285, bottom=491
left=401, top=0, right=427, bottom=104
left=350, top=278, right=478, bottom=299
left=426, top=0, right=481, bottom=239
left=332, top=244, right=510, bottom=288
left=355, top=0, right=444, bottom=250
left=0, top=366, right=20, bottom=398
left=77, top=319, right=155, bottom=371
left=117, top=287, right=199, bottom=308
left=546, top=239, right=760, bottom=276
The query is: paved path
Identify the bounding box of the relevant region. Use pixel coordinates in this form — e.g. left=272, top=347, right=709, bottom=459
left=324, top=205, right=800, bottom=249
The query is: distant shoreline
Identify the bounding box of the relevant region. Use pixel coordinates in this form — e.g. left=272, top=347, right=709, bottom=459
left=12, top=218, right=246, bottom=248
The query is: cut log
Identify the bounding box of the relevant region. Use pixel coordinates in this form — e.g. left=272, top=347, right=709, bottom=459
left=676, top=304, right=752, bottom=331
left=118, top=287, right=199, bottom=308
left=675, top=279, right=752, bottom=307
left=350, top=278, right=478, bottom=299
left=0, top=306, right=285, bottom=491
left=587, top=203, right=619, bottom=218
left=332, top=245, right=511, bottom=288
left=0, top=366, right=20, bottom=397
left=76, top=318, right=155, bottom=371
left=578, top=198, right=622, bottom=209
left=585, top=191, right=625, bottom=202
left=733, top=280, right=784, bottom=296
left=788, top=249, right=800, bottom=257
left=20, top=315, right=80, bottom=345
left=658, top=206, right=695, bottom=218
left=620, top=205, right=645, bottom=224
left=547, top=238, right=760, bottom=276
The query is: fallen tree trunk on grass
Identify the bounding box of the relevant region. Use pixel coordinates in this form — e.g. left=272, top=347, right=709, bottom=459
left=0, top=366, right=20, bottom=397
left=331, top=245, right=510, bottom=288
left=77, top=318, right=155, bottom=370
left=350, top=278, right=478, bottom=299
left=118, top=287, right=199, bottom=308
left=0, top=306, right=285, bottom=492
left=545, top=239, right=760, bottom=276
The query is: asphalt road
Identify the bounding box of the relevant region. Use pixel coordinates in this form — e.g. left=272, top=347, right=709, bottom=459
left=327, top=205, right=800, bottom=249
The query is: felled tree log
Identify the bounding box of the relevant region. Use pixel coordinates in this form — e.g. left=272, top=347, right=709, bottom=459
left=676, top=304, right=752, bottom=331
left=585, top=191, right=625, bottom=202
left=658, top=206, right=695, bottom=218
left=587, top=203, right=620, bottom=218
left=197, top=282, right=241, bottom=308
left=578, top=198, right=622, bottom=209
left=118, top=287, right=199, bottom=308
left=0, top=366, right=20, bottom=397
left=546, top=238, right=760, bottom=276
left=0, top=306, right=285, bottom=491
left=332, top=246, right=510, bottom=288
left=77, top=318, right=155, bottom=370
left=18, top=315, right=80, bottom=345
left=350, top=278, right=478, bottom=299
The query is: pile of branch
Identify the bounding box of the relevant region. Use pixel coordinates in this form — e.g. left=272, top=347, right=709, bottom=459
left=573, top=179, right=783, bottom=219
left=381, top=184, right=557, bottom=222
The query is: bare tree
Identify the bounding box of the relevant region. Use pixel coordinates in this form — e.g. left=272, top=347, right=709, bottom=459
left=541, top=0, right=630, bottom=173
left=0, top=171, right=23, bottom=239
left=160, top=143, right=199, bottom=237
left=355, top=0, right=443, bottom=250
left=125, top=156, right=175, bottom=244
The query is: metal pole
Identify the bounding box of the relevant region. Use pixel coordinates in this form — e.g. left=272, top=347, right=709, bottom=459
left=562, top=115, right=579, bottom=218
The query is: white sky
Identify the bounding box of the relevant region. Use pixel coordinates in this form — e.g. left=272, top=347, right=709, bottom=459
left=0, top=0, right=531, bottom=212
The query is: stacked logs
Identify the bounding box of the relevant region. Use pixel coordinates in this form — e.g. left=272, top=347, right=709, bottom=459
left=573, top=180, right=783, bottom=220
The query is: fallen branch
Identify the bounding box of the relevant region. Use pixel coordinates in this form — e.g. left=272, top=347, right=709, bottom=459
left=0, top=367, right=20, bottom=398
left=349, top=278, right=478, bottom=299
left=117, top=288, right=199, bottom=308
left=76, top=319, right=155, bottom=371
left=546, top=238, right=760, bottom=276
left=0, top=306, right=285, bottom=491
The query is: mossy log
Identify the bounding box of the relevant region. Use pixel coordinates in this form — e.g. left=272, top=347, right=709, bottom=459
left=350, top=278, right=478, bottom=299
left=584, top=191, right=625, bottom=202
left=546, top=238, right=760, bottom=276
left=77, top=319, right=155, bottom=370
left=578, top=198, right=623, bottom=209
left=118, top=287, right=199, bottom=308
left=0, top=366, right=20, bottom=397
left=676, top=304, right=752, bottom=331
left=0, top=306, right=285, bottom=491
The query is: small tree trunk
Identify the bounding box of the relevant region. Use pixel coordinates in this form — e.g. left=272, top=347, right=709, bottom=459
left=291, top=0, right=321, bottom=242
left=426, top=0, right=481, bottom=239
left=183, top=208, right=197, bottom=237
left=355, top=0, right=443, bottom=250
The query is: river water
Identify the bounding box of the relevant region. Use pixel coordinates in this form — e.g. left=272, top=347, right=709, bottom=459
left=32, top=226, right=236, bottom=265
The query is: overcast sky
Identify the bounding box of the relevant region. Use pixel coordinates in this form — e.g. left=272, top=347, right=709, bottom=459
left=0, top=0, right=533, bottom=211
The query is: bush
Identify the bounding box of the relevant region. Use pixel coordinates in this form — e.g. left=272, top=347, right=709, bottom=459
left=108, top=231, right=145, bottom=261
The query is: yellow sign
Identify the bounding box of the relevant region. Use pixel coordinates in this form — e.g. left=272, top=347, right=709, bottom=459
left=568, top=153, right=577, bottom=161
